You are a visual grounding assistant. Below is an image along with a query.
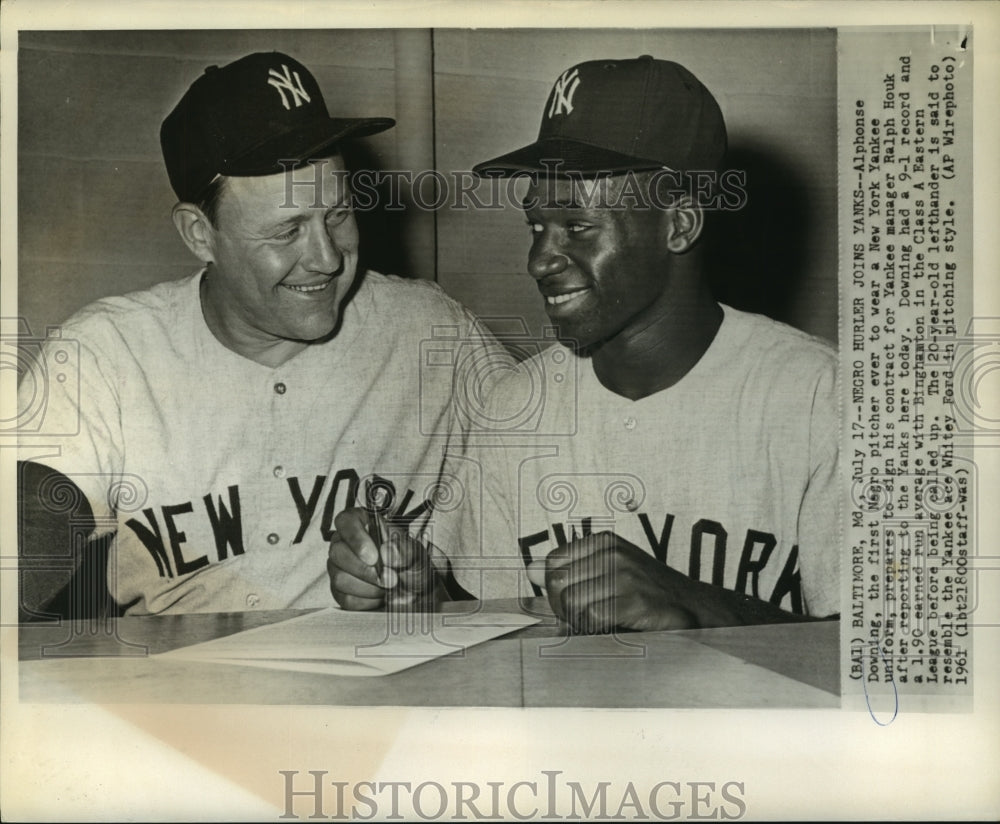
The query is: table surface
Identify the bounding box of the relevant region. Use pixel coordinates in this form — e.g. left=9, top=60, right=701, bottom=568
left=17, top=599, right=840, bottom=708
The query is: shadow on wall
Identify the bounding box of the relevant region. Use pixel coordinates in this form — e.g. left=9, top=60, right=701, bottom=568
left=341, top=142, right=414, bottom=279
left=703, top=144, right=817, bottom=327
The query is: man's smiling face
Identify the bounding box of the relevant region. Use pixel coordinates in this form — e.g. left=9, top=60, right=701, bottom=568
left=203, top=155, right=360, bottom=354
left=523, top=174, right=678, bottom=350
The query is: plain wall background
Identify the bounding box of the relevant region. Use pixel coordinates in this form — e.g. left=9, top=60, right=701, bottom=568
left=17, top=28, right=837, bottom=345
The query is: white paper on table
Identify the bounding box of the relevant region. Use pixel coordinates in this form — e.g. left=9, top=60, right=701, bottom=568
left=153, top=608, right=540, bottom=677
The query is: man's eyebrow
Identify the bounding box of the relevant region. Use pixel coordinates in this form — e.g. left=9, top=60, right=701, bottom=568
left=273, top=212, right=310, bottom=226
left=262, top=197, right=353, bottom=233
left=259, top=212, right=310, bottom=234
left=521, top=197, right=585, bottom=212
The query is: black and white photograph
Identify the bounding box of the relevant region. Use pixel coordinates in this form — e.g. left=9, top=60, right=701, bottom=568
left=1, top=1, right=997, bottom=821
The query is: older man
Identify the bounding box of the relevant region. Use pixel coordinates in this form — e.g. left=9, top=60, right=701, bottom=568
left=328, top=56, right=840, bottom=633
left=18, top=52, right=498, bottom=617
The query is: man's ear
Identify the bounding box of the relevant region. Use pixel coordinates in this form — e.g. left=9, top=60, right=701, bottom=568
left=665, top=196, right=704, bottom=254
left=171, top=203, right=217, bottom=264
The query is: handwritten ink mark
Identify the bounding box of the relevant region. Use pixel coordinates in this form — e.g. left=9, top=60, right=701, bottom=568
left=861, top=640, right=900, bottom=726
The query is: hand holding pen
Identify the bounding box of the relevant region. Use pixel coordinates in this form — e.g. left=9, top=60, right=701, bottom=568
left=327, top=506, right=444, bottom=611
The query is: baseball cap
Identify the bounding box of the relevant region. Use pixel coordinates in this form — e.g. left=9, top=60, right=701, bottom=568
left=472, top=55, right=726, bottom=177
left=160, top=51, right=395, bottom=202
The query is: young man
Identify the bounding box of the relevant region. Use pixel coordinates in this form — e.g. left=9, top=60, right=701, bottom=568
left=328, top=56, right=841, bottom=633
left=18, top=52, right=500, bottom=617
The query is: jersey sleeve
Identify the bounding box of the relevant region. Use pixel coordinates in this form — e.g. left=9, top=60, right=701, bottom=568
left=414, top=298, right=524, bottom=596
left=435, top=441, right=524, bottom=600
left=17, top=324, right=125, bottom=535
left=797, top=359, right=842, bottom=618
left=431, top=349, right=527, bottom=601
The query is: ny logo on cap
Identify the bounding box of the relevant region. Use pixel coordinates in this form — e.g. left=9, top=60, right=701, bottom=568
left=547, top=68, right=581, bottom=119
left=267, top=64, right=312, bottom=110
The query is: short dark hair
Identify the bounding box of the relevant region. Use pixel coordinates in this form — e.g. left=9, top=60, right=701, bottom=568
left=194, top=175, right=229, bottom=228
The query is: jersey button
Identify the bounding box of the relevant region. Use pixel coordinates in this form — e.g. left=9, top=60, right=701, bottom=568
left=273, top=465, right=285, bottom=478
left=245, top=593, right=261, bottom=608
left=274, top=382, right=287, bottom=395
left=266, top=532, right=280, bottom=545
left=623, top=416, right=637, bottom=431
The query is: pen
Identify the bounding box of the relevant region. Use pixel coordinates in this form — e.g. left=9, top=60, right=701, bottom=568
left=370, top=507, right=387, bottom=584
left=371, top=508, right=401, bottom=624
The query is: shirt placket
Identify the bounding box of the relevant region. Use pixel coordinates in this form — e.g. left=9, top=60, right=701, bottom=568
left=241, top=371, right=293, bottom=609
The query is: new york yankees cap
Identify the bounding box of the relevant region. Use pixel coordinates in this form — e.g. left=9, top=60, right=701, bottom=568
left=473, top=55, right=727, bottom=176
left=160, top=51, right=395, bottom=202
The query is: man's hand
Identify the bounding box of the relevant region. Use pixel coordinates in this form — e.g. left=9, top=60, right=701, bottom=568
left=327, top=507, right=445, bottom=611
left=529, top=531, right=697, bottom=634
left=527, top=530, right=823, bottom=633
